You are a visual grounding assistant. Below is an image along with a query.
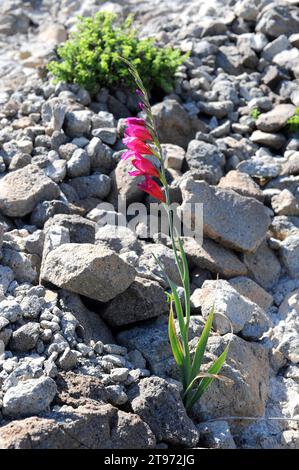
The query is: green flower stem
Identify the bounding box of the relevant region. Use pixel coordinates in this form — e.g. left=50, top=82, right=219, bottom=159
left=122, top=57, right=228, bottom=413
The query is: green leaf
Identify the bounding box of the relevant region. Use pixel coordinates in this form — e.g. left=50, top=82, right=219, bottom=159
left=168, top=302, right=184, bottom=366
left=186, top=344, right=229, bottom=411
left=189, top=305, right=214, bottom=383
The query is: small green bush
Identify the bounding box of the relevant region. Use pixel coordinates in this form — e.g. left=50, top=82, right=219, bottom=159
left=286, top=107, right=299, bottom=133
left=250, top=107, right=261, bottom=120
left=48, top=12, right=187, bottom=95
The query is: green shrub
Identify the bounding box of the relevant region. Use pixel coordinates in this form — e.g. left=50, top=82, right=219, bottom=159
left=286, top=107, right=299, bottom=133
left=48, top=12, right=187, bottom=95
left=250, top=107, right=261, bottom=120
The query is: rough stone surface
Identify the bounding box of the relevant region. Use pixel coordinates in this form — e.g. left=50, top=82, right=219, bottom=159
left=0, top=165, right=60, bottom=217
left=256, top=105, right=295, bottom=133
left=180, top=179, right=271, bottom=252
left=128, top=376, right=198, bottom=447
left=182, top=237, right=248, bottom=278
left=152, top=99, right=200, bottom=149
left=218, top=170, right=264, bottom=202
left=199, top=280, right=271, bottom=339
left=2, top=377, right=57, bottom=417
left=0, top=403, right=156, bottom=449
left=41, top=243, right=136, bottom=302
left=9, top=322, right=40, bottom=352
left=101, top=277, right=168, bottom=327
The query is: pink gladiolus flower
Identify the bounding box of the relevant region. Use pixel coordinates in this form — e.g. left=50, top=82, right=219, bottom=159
left=128, top=157, right=160, bottom=178
left=121, top=150, right=136, bottom=161
left=138, top=102, right=145, bottom=110
left=138, top=176, right=166, bottom=202
left=126, top=117, right=146, bottom=126
left=126, top=124, right=152, bottom=141
left=123, top=136, right=153, bottom=155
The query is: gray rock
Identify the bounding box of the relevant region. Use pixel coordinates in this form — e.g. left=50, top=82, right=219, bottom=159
left=262, top=35, right=291, bottom=62
left=106, top=385, right=128, bottom=406
left=9, top=322, right=40, bottom=352
left=194, top=334, right=269, bottom=422
left=1, top=248, right=38, bottom=283
left=237, top=155, right=282, bottom=179
left=93, top=128, right=117, bottom=145
left=216, top=45, right=251, bottom=75
left=41, top=243, right=136, bottom=302
left=128, top=376, right=198, bottom=447
left=185, top=139, right=225, bottom=183
left=92, top=111, right=116, bottom=129
left=179, top=179, right=271, bottom=252
left=59, top=292, right=114, bottom=345
left=218, top=170, right=264, bottom=201
left=271, top=190, right=299, bottom=216
left=256, top=105, right=296, bottom=133
left=251, top=130, right=286, bottom=150
left=0, top=403, right=156, bottom=449
left=0, top=165, right=60, bottom=217
left=280, top=236, right=299, bottom=278
left=199, top=101, right=234, bottom=119
left=2, top=376, right=57, bottom=417
left=229, top=276, right=273, bottom=311
left=107, top=158, right=144, bottom=207
left=0, top=299, right=23, bottom=322
left=0, top=265, right=14, bottom=298
left=67, top=149, right=90, bottom=178
left=242, top=241, right=281, bottom=289
left=102, top=277, right=168, bottom=327
left=30, top=200, right=71, bottom=228
left=41, top=98, right=66, bottom=132
left=86, top=137, right=114, bottom=173
left=136, top=243, right=181, bottom=287
left=152, top=99, right=201, bottom=149
left=58, top=348, right=78, bottom=371
left=273, top=48, right=299, bottom=75
left=182, top=237, right=248, bottom=278
left=270, top=215, right=299, bottom=240
left=200, top=279, right=271, bottom=339
left=68, top=173, right=111, bottom=200
left=95, top=225, right=142, bottom=254
left=256, top=5, right=299, bottom=38
left=162, top=144, right=185, bottom=171
left=64, top=110, right=92, bottom=137
left=197, top=420, right=236, bottom=449
left=44, top=214, right=96, bottom=244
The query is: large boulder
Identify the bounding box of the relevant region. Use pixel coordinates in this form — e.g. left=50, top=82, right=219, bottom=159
left=40, top=243, right=136, bottom=302
left=152, top=99, right=204, bottom=149
left=218, top=170, right=264, bottom=202
left=101, top=277, right=168, bottom=327
left=194, top=334, right=269, bottom=421
left=0, top=403, right=156, bottom=449
left=256, top=5, right=299, bottom=38
left=0, top=165, right=60, bottom=217
left=242, top=241, right=281, bottom=289
left=2, top=377, right=57, bottom=418
left=179, top=179, right=271, bottom=252
left=182, top=237, right=248, bottom=278
left=128, top=376, right=198, bottom=447
left=198, top=279, right=271, bottom=340
left=185, top=139, right=225, bottom=183
left=256, top=105, right=296, bottom=133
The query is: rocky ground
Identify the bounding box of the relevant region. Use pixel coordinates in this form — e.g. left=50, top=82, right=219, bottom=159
left=0, top=0, right=299, bottom=449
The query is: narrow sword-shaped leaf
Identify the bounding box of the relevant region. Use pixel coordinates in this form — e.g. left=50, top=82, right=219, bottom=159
left=186, top=344, right=229, bottom=411
left=189, top=305, right=214, bottom=383
left=168, top=301, right=184, bottom=366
